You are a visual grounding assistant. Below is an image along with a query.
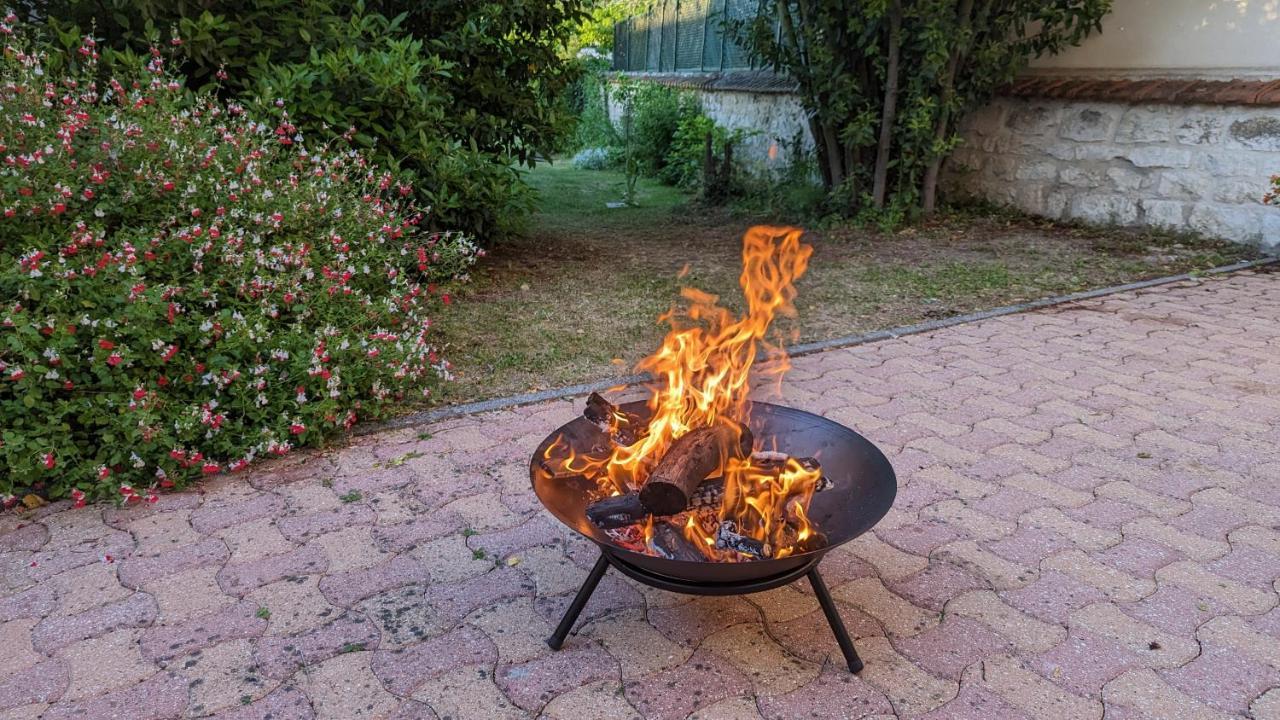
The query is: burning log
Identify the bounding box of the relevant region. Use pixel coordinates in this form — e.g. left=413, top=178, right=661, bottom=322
left=649, top=521, right=706, bottom=562
left=715, top=520, right=772, bottom=559
left=584, top=392, right=644, bottom=446
left=639, top=420, right=754, bottom=516
left=586, top=456, right=833, bottom=529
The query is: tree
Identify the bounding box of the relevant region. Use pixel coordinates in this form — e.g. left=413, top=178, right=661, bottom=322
left=733, top=0, right=1110, bottom=219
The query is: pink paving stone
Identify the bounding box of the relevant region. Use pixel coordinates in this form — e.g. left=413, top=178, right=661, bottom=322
left=330, top=462, right=419, bottom=496
left=893, top=616, right=1013, bottom=681
left=139, top=599, right=267, bottom=664
left=1121, top=584, right=1232, bottom=637
left=25, top=529, right=135, bottom=582
left=1252, top=607, right=1280, bottom=640
left=246, top=454, right=335, bottom=491
left=757, top=664, right=895, bottom=720
left=386, top=700, right=439, bottom=720
left=371, top=624, right=497, bottom=696
left=30, top=591, right=157, bottom=653
left=370, top=511, right=463, bottom=553
left=915, top=679, right=1031, bottom=720
left=625, top=649, right=753, bottom=720
left=317, top=555, right=431, bottom=608
left=1063, top=498, right=1150, bottom=530
left=972, top=488, right=1047, bottom=521
left=1031, top=629, right=1144, bottom=697
left=101, top=493, right=203, bottom=527
left=1170, top=503, right=1252, bottom=539
left=878, top=520, right=969, bottom=557
left=363, top=566, right=533, bottom=644
left=1090, top=537, right=1185, bottom=579
left=209, top=683, right=314, bottom=720
left=982, top=527, right=1076, bottom=567
left=645, top=596, right=761, bottom=647
left=276, top=503, right=377, bottom=542
left=1132, top=470, right=1228, bottom=501
left=0, top=659, right=69, bottom=710
left=496, top=645, right=618, bottom=712
left=466, top=515, right=564, bottom=560
left=1160, top=643, right=1280, bottom=715
left=534, top=573, right=644, bottom=629
left=190, top=493, right=286, bottom=535
left=117, top=536, right=230, bottom=588
left=42, top=671, right=189, bottom=720
left=1207, top=544, right=1279, bottom=589
left=0, top=582, right=57, bottom=622
left=216, top=544, right=329, bottom=595
left=886, top=561, right=990, bottom=612
left=1000, top=570, right=1108, bottom=625
left=254, top=611, right=383, bottom=679
left=0, top=521, right=49, bottom=551
left=766, top=606, right=883, bottom=665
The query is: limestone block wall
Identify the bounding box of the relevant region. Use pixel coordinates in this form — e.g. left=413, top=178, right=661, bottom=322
left=948, top=97, right=1280, bottom=247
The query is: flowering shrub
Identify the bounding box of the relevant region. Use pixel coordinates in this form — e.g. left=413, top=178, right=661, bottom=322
left=1265, top=174, right=1279, bottom=206
left=0, top=21, right=480, bottom=505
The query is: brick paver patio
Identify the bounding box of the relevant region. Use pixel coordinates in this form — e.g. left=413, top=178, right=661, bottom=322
left=2, top=270, right=1279, bottom=720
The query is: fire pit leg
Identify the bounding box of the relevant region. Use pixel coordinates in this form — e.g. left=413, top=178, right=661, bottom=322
left=546, top=553, right=610, bottom=650
left=808, top=567, right=864, bottom=673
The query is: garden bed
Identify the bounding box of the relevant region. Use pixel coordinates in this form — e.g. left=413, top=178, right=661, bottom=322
left=435, top=163, right=1260, bottom=404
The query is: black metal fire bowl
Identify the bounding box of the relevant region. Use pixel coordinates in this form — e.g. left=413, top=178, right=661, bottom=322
left=530, top=400, right=897, bottom=672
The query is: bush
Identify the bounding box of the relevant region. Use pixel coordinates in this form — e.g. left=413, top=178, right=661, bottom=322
left=33, top=0, right=590, bottom=240
left=0, top=25, right=479, bottom=505
left=571, top=147, right=614, bottom=171
left=1266, top=174, right=1279, bottom=206
left=629, top=82, right=701, bottom=177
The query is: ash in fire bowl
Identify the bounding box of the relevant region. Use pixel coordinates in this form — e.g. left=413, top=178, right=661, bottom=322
left=530, top=227, right=896, bottom=570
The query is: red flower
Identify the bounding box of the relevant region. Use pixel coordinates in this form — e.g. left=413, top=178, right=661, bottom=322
left=290, top=423, right=306, bottom=435
left=70, top=489, right=86, bottom=508
left=201, top=463, right=220, bottom=474
left=98, top=339, right=114, bottom=350
left=106, top=353, right=123, bottom=367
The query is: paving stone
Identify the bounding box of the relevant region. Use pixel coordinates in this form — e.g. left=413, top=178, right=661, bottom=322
left=755, top=665, right=895, bottom=720
left=305, top=651, right=402, bottom=719
left=45, top=560, right=133, bottom=615
left=700, top=622, right=821, bottom=695
left=0, top=583, right=57, bottom=623
left=466, top=596, right=554, bottom=665
left=1090, top=537, right=1185, bottom=580
left=624, top=649, right=752, bottom=720
left=857, top=635, right=958, bottom=716
left=934, top=540, right=1038, bottom=590
left=541, top=679, right=641, bottom=720
left=893, top=616, right=1014, bottom=681
left=57, top=628, right=154, bottom=701
left=317, top=555, right=430, bottom=608
left=535, top=573, right=644, bottom=629
left=189, top=492, right=285, bottom=536
left=245, top=576, right=337, bottom=636
left=687, top=694, right=766, bottom=720
left=1102, top=669, right=1233, bottom=720
left=979, top=654, right=1098, bottom=720
left=1020, top=506, right=1122, bottom=552
left=1069, top=602, right=1199, bottom=668
left=0, top=659, right=69, bottom=711
left=175, top=638, right=271, bottom=716
left=1197, top=615, right=1280, bottom=670
left=306, top=526, right=387, bottom=573
left=916, top=673, right=1031, bottom=720
left=887, top=559, right=990, bottom=612
left=948, top=590, right=1066, bottom=654
left=1160, top=642, right=1280, bottom=715
left=41, top=671, right=188, bottom=720
left=277, top=504, right=376, bottom=543
left=216, top=545, right=328, bottom=596
left=372, top=625, right=497, bottom=696
left=1251, top=688, right=1280, bottom=720
left=496, top=645, right=617, bottom=712
left=216, top=517, right=296, bottom=563
left=832, top=577, right=938, bottom=637
left=208, top=682, right=314, bottom=720
left=1043, top=549, right=1154, bottom=602
left=0, top=522, right=49, bottom=552
left=409, top=664, right=526, bottom=720
left=118, top=536, right=230, bottom=589
left=1031, top=628, right=1144, bottom=697
left=1155, top=560, right=1277, bottom=614
left=763, top=605, right=883, bottom=665
left=849, top=533, right=929, bottom=580
left=254, top=611, right=381, bottom=679
left=31, top=591, right=157, bottom=653
left=1122, top=582, right=1235, bottom=636
left=139, top=600, right=267, bottom=665
left=145, top=566, right=237, bottom=624
left=646, top=596, right=760, bottom=647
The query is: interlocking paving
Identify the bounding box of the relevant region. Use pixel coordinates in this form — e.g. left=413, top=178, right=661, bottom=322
left=2, top=270, right=1278, bottom=719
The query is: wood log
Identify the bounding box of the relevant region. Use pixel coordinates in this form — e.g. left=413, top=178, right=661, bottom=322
left=715, top=520, right=772, bottom=559
left=649, top=521, right=706, bottom=562
left=639, top=421, right=754, bottom=516
left=583, top=392, right=643, bottom=446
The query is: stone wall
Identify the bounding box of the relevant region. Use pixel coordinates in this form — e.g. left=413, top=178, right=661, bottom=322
left=947, top=97, right=1280, bottom=247
left=608, top=73, right=813, bottom=174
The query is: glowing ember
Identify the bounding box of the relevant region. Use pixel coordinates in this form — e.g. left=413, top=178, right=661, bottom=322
left=542, top=226, right=826, bottom=561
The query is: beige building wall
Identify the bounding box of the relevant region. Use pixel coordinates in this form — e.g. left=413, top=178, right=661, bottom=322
left=1030, top=0, right=1280, bottom=79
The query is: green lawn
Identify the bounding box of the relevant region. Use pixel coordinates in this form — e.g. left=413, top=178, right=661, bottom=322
left=432, top=163, right=1257, bottom=405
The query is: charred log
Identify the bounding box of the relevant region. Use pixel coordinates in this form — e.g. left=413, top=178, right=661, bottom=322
left=585, top=493, right=648, bottom=529
left=639, top=421, right=754, bottom=516
left=715, top=520, right=772, bottom=559
left=583, top=392, right=643, bottom=446
left=649, top=522, right=705, bottom=562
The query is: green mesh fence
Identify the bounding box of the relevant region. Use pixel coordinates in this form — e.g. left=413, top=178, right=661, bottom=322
left=613, top=0, right=762, bottom=72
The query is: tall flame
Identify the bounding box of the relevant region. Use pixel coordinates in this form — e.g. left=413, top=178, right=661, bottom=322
left=603, top=226, right=812, bottom=490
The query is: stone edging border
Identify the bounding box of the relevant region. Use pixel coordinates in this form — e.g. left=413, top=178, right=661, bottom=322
left=1002, top=76, right=1280, bottom=107
left=359, top=255, right=1278, bottom=435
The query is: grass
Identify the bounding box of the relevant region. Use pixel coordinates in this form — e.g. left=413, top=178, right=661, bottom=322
left=432, top=163, right=1259, bottom=405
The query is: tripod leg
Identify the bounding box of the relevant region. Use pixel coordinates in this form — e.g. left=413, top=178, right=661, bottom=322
left=546, top=552, right=610, bottom=650
left=807, top=567, right=864, bottom=673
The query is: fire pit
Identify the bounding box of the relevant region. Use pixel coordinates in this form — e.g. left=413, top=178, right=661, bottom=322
left=528, top=227, right=897, bottom=673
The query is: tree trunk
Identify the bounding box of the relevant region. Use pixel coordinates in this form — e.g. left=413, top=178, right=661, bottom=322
left=923, top=0, right=979, bottom=215
left=872, top=1, right=903, bottom=209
